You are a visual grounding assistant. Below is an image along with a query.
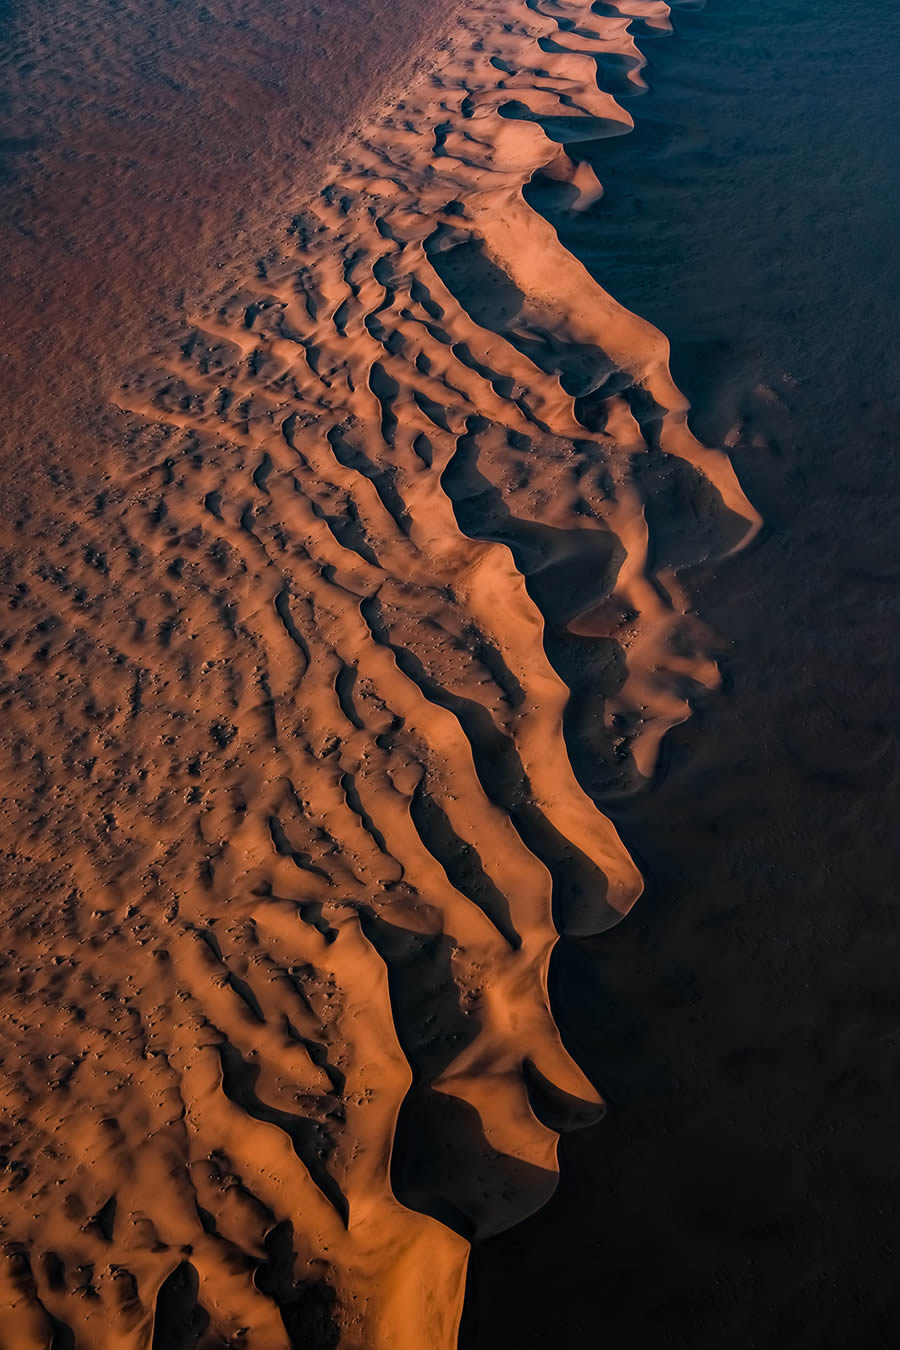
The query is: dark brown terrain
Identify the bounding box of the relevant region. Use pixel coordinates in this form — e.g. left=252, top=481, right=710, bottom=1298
left=463, top=1, right=900, bottom=1346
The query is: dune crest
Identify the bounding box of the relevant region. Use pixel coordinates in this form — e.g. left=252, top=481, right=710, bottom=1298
left=0, top=0, right=758, bottom=1346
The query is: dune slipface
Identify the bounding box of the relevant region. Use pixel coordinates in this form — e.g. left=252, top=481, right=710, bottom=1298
left=0, top=0, right=758, bottom=1346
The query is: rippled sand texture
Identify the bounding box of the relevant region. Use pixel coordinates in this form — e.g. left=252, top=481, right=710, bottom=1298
left=0, top=0, right=760, bottom=1346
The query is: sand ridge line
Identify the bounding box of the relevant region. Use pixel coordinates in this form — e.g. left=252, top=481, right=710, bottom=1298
left=0, top=0, right=758, bottom=1346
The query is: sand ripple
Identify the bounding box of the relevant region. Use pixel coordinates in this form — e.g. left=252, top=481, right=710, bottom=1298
left=0, top=0, right=758, bottom=1344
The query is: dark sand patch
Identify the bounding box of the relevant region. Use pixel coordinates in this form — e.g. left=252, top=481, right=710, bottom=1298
left=462, top=1, right=900, bottom=1346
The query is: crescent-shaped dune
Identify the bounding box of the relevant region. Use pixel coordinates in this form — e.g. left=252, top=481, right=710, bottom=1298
left=0, top=0, right=759, bottom=1346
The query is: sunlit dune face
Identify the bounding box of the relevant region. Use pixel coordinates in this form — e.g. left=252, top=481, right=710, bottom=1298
left=0, top=0, right=757, bottom=1345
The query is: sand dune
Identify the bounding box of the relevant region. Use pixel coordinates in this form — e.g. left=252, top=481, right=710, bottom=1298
left=0, top=0, right=758, bottom=1346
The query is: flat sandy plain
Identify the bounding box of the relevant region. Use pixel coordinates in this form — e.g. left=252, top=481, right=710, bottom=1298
left=1, top=0, right=898, bottom=1347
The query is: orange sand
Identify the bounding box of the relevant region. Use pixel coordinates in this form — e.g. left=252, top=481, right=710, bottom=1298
left=0, top=0, right=758, bottom=1345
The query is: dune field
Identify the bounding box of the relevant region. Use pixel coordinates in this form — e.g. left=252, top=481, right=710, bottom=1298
left=0, top=0, right=764, bottom=1343
left=4, top=0, right=895, bottom=1346
left=461, top=0, right=900, bottom=1346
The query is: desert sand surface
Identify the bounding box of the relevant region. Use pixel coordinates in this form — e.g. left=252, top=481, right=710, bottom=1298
left=1, top=0, right=896, bottom=1347
left=1, top=0, right=761, bottom=1341
left=0, top=0, right=464, bottom=486
left=463, top=1, right=900, bottom=1348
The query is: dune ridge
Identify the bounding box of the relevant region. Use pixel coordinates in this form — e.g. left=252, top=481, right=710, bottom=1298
left=0, top=0, right=758, bottom=1346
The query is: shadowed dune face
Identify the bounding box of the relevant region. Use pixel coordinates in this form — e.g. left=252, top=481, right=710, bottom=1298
left=0, top=0, right=757, bottom=1346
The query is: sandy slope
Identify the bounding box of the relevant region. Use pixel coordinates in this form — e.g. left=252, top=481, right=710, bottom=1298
left=0, top=0, right=759, bottom=1346
left=462, top=1, right=900, bottom=1347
